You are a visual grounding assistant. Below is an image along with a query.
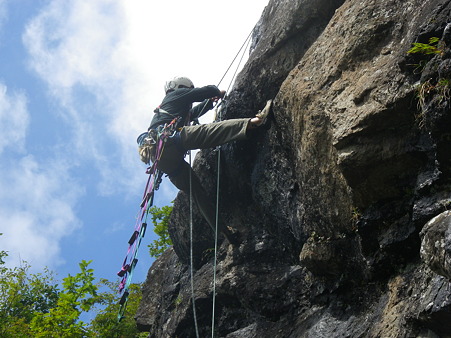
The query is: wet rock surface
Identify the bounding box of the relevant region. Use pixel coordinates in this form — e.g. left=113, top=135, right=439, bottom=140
left=136, top=0, right=451, bottom=336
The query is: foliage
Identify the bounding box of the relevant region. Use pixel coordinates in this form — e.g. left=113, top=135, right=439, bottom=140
left=407, top=37, right=444, bottom=74
left=29, top=260, right=101, bottom=337
left=408, top=37, right=442, bottom=55
left=0, top=239, right=6, bottom=265
left=0, top=240, right=59, bottom=337
left=0, top=231, right=149, bottom=337
left=147, top=204, right=173, bottom=258
left=89, top=280, right=147, bottom=337
left=415, top=77, right=451, bottom=128
left=407, top=36, right=451, bottom=128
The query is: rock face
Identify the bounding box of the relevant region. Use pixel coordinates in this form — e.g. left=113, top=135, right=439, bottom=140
left=421, top=211, right=451, bottom=280
left=136, top=0, right=451, bottom=337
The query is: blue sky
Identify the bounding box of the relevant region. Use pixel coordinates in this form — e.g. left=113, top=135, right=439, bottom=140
left=0, top=0, right=268, bottom=285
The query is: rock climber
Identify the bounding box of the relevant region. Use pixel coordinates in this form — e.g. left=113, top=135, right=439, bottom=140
left=138, top=76, right=272, bottom=245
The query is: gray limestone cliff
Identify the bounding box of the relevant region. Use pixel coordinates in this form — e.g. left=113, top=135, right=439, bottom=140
left=136, top=0, right=451, bottom=336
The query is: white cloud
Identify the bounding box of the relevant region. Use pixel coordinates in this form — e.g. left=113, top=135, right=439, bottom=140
left=0, top=83, right=28, bottom=154
left=0, top=0, right=268, bottom=274
left=22, top=0, right=268, bottom=200
left=23, top=0, right=150, bottom=196
left=0, top=155, right=83, bottom=269
left=24, top=0, right=124, bottom=90
left=0, top=83, right=83, bottom=270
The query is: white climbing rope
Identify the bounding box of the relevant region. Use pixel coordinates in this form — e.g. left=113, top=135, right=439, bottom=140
left=186, top=27, right=254, bottom=338
left=211, top=144, right=221, bottom=337
left=211, top=29, right=253, bottom=338
left=189, top=150, right=200, bottom=338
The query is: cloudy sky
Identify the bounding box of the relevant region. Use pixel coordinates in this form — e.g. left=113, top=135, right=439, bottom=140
left=0, top=0, right=269, bottom=283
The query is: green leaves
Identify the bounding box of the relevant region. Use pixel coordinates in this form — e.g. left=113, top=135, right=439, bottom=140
left=147, top=204, right=173, bottom=258
left=0, top=236, right=148, bottom=337
left=408, top=37, right=442, bottom=55
left=89, top=280, right=144, bottom=337
left=0, top=251, right=59, bottom=337
left=29, top=260, right=101, bottom=337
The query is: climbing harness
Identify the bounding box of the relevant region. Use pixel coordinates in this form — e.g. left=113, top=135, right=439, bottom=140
left=116, top=118, right=177, bottom=322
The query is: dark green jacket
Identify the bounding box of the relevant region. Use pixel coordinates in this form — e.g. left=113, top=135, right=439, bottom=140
left=148, top=85, right=220, bottom=130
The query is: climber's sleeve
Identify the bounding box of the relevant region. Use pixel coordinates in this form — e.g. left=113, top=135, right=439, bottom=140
left=185, top=85, right=221, bottom=102
left=190, top=99, right=214, bottom=120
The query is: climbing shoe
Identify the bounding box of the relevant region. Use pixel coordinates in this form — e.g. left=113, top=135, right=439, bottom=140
left=256, top=99, right=273, bottom=126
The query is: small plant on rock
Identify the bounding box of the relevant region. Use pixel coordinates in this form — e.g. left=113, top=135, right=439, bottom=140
left=408, top=37, right=443, bottom=56
left=148, top=204, right=173, bottom=258
left=415, top=77, right=451, bottom=128
left=407, top=37, right=444, bottom=73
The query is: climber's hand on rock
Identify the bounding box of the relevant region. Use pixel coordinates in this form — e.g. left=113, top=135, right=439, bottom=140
left=212, top=90, right=226, bottom=102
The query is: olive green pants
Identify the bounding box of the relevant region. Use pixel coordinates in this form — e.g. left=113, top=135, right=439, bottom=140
left=157, top=118, right=249, bottom=233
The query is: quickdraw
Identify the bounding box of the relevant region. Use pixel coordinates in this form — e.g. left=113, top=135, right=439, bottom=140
left=117, top=118, right=178, bottom=322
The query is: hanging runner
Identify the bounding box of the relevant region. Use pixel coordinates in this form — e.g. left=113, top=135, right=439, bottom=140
left=116, top=119, right=177, bottom=321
